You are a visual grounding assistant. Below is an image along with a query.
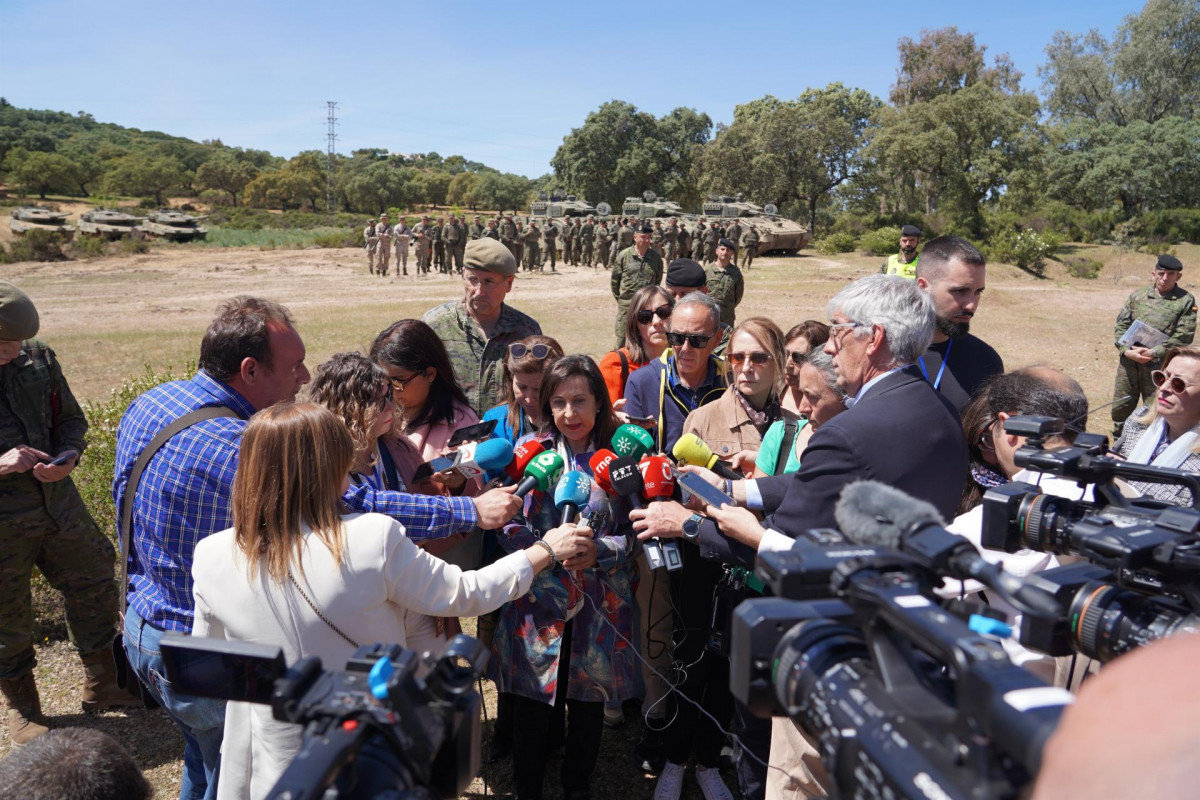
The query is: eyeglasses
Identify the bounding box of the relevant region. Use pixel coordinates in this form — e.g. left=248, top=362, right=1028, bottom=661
left=728, top=352, right=772, bottom=368
left=828, top=321, right=867, bottom=349
left=509, top=343, right=553, bottom=359
left=666, top=331, right=716, bottom=350
left=788, top=351, right=807, bottom=367
left=636, top=305, right=674, bottom=324
left=388, top=372, right=425, bottom=393
left=1152, top=369, right=1198, bottom=394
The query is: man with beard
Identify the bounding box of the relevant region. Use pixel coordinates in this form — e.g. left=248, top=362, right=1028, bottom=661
left=914, top=236, right=1004, bottom=411
left=881, top=224, right=922, bottom=278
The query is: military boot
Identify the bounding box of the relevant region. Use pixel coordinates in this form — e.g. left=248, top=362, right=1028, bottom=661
left=80, top=649, right=142, bottom=713
left=1, top=672, right=49, bottom=746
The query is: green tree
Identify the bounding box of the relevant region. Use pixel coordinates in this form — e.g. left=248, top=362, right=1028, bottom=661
left=412, top=170, right=452, bottom=207
left=341, top=162, right=416, bottom=214
left=196, top=153, right=259, bottom=206
left=447, top=171, right=481, bottom=208
left=2, top=148, right=82, bottom=198
left=102, top=155, right=188, bottom=206
left=472, top=172, right=529, bottom=213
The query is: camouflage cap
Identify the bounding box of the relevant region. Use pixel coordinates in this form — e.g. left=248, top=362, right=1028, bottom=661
left=464, top=238, right=517, bottom=276
left=0, top=281, right=39, bottom=341
left=1157, top=254, right=1183, bottom=271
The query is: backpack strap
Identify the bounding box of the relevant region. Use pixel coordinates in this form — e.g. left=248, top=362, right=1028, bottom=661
left=118, top=406, right=239, bottom=614
left=773, top=419, right=800, bottom=476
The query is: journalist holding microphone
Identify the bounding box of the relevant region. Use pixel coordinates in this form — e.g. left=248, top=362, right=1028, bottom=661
left=189, top=402, right=588, bottom=800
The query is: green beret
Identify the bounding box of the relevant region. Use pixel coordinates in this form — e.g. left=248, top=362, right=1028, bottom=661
left=0, top=281, right=39, bottom=341
left=1157, top=254, right=1183, bottom=271
left=464, top=238, right=517, bottom=276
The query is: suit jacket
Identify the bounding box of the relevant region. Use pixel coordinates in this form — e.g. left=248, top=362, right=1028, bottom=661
left=696, top=366, right=967, bottom=566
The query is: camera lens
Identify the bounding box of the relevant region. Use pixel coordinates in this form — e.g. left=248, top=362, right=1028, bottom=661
left=774, top=619, right=868, bottom=716
left=1017, top=493, right=1075, bottom=553
left=1070, top=581, right=1200, bottom=662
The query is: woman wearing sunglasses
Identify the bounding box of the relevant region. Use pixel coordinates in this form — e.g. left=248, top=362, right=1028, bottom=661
left=598, top=285, right=674, bottom=409
left=780, top=321, right=830, bottom=416
left=482, top=335, right=565, bottom=445
left=1114, top=345, right=1200, bottom=506
left=752, top=348, right=847, bottom=478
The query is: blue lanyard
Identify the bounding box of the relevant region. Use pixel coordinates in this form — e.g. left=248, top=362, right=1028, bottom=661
left=919, top=338, right=953, bottom=390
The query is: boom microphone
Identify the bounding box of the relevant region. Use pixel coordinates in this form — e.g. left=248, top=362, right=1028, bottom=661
left=611, top=424, right=655, bottom=460
left=514, top=451, right=566, bottom=499
left=834, top=481, right=1060, bottom=617
left=554, top=471, right=592, bottom=525
left=672, top=433, right=742, bottom=481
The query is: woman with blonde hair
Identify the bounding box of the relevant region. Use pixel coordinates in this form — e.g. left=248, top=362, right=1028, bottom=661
left=305, top=352, right=396, bottom=489
left=482, top=335, right=565, bottom=444
left=190, top=402, right=587, bottom=800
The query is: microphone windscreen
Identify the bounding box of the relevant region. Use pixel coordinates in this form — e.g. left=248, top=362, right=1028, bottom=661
left=474, top=438, right=514, bottom=471
left=523, top=450, right=565, bottom=493
left=554, top=471, right=592, bottom=509
left=672, top=433, right=715, bottom=469
left=507, top=440, right=545, bottom=479
left=609, top=456, right=646, bottom=499
left=640, top=455, right=676, bottom=499
left=612, top=424, right=655, bottom=459
left=833, top=480, right=944, bottom=547
left=589, top=449, right=617, bottom=495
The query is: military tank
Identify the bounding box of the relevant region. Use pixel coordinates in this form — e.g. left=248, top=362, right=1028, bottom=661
left=9, top=207, right=74, bottom=240
left=621, top=190, right=690, bottom=220
left=700, top=195, right=809, bottom=254
left=78, top=208, right=146, bottom=239
left=529, top=191, right=611, bottom=220
left=139, top=209, right=208, bottom=241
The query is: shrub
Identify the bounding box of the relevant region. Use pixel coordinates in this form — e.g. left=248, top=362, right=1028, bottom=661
left=814, top=232, right=858, bottom=255
left=858, top=226, right=902, bottom=257
left=313, top=231, right=360, bottom=248
left=1, top=230, right=69, bottom=263
left=118, top=237, right=150, bottom=255
left=70, top=235, right=109, bottom=259
left=987, top=228, right=1058, bottom=276
left=136, top=198, right=158, bottom=210
left=1064, top=257, right=1104, bottom=280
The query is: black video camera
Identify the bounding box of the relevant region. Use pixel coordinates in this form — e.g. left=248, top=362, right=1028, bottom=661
left=160, top=634, right=487, bottom=800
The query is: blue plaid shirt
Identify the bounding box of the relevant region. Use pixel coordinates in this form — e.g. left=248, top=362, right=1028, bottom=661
left=113, top=370, right=479, bottom=632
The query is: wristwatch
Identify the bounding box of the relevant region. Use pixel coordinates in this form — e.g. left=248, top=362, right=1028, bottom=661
left=682, top=513, right=704, bottom=541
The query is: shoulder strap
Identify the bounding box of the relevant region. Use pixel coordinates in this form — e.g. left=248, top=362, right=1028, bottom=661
left=117, top=406, right=239, bottom=614
left=774, top=420, right=800, bottom=476
left=618, top=349, right=630, bottom=388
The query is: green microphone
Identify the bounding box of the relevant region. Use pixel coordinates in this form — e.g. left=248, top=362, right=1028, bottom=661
left=611, top=423, right=655, bottom=460
left=515, top=450, right=566, bottom=498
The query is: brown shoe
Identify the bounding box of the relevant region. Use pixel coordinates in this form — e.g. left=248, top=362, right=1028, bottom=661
left=80, top=650, right=142, bottom=713
left=0, top=672, right=49, bottom=746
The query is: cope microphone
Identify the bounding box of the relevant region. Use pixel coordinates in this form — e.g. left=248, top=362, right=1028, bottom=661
left=588, top=449, right=618, bottom=496
left=418, top=438, right=514, bottom=482
left=834, top=480, right=1061, bottom=618
left=610, top=456, right=673, bottom=571
left=672, top=433, right=742, bottom=481
left=554, top=471, right=592, bottom=525
left=639, top=455, right=682, bottom=570
left=611, top=424, right=655, bottom=460
left=514, top=450, right=566, bottom=499
left=504, top=440, right=546, bottom=484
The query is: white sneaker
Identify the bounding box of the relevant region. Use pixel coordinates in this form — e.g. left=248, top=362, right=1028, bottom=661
left=695, top=766, right=735, bottom=800
left=653, top=762, right=686, bottom=800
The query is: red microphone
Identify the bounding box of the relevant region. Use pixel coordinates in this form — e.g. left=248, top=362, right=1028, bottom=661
left=588, top=448, right=618, bottom=496
left=505, top=439, right=546, bottom=484
left=639, top=454, right=676, bottom=502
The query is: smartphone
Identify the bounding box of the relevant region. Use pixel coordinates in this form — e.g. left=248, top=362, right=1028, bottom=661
left=447, top=419, right=498, bottom=448
left=625, top=416, right=658, bottom=430
left=676, top=470, right=735, bottom=509
left=160, top=633, right=286, bottom=704
left=45, top=450, right=78, bottom=467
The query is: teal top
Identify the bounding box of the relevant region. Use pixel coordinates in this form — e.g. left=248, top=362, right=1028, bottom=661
left=755, top=418, right=808, bottom=476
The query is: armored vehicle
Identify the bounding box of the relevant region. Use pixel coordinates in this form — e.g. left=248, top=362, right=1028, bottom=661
left=700, top=195, right=809, bottom=254
left=9, top=207, right=74, bottom=240
left=139, top=209, right=208, bottom=241
left=621, top=191, right=689, bottom=219
left=529, top=192, right=611, bottom=220
left=78, top=208, right=145, bottom=239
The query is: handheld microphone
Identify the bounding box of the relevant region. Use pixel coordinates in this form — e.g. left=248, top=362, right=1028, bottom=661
left=611, top=424, right=655, bottom=460
left=608, top=456, right=646, bottom=510
left=424, top=437, right=512, bottom=480
left=514, top=451, right=566, bottom=499
left=504, top=440, right=545, bottom=484
left=588, top=449, right=618, bottom=496
left=834, top=481, right=1061, bottom=618
left=554, top=471, right=592, bottom=526
left=672, top=433, right=742, bottom=481
left=640, top=455, right=676, bottom=502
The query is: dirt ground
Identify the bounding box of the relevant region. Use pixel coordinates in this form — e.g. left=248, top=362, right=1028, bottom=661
left=3, top=240, right=1197, bottom=797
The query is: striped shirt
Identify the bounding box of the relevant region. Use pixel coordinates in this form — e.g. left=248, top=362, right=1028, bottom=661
left=113, top=371, right=478, bottom=632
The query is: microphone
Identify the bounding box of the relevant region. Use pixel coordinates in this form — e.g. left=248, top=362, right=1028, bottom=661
left=608, top=456, right=646, bottom=510
left=588, top=449, right=618, bottom=496
left=639, top=454, right=676, bottom=502
left=611, top=423, right=655, bottom=460
left=672, top=433, right=742, bottom=481
left=504, top=440, right=545, bottom=484
left=554, top=471, right=592, bottom=525
left=419, top=438, right=514, bottom=481
left=514, top=450, right=566, bottom=499
left=834, top=481, right=1061, bottom=618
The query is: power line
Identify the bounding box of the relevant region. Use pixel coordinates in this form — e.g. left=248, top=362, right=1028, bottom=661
left=326, top=101, right=338, bottom=215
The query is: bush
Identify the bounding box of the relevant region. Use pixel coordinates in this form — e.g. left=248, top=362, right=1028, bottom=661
left=313, top=231, right=360, bottom=248
left=70, top=235, right=109, bottom=259
left=814, top=232, right=858, bottom=255
left=1, top=230, right=69, bottom=263
left=137, top=198, right=158, bottom=210
left=118, top=237, right=150, bottom=255
left=1064, top=257, right=1104, bottom=280
left=858, top=226, right=902, bottom=257
left=987, top=228, right=1058, bottom=276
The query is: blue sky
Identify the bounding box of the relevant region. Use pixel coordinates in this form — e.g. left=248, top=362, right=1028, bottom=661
left=2, top=0, right=1140, bottom=177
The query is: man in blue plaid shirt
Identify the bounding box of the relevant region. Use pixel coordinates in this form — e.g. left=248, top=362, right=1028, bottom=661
left=114, top=297, right=521, bottom=800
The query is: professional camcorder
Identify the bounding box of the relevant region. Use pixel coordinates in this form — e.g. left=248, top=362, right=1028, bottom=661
left=160, top=633, right=488, bottom=800
left=982, top=415, right=1200, bottom=662
left=729, top=481, right=1073, bottom=800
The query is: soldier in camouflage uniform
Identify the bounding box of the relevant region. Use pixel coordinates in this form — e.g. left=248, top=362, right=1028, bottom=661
left=611, top=223, right=665, bottom=348
left=595, top=222, right=611, bottom=269
left=0, top=283, right=138, bottom=745
left=561, top=220, right=576, bottom=267
left=522, top=221, right=541, bottom=272
left=543, top=221, right=558, bottom=272
left=513, top=221, right=525, bottom=268
left=1112, top=255, right=1198, bottom=438
left=442, top=215, right=464, bottom=273
left=375, top=213, right=393, bottom=277
left=423, top=239, right=543, bottom=416
left=663, top=219, right=679, bottom=261
left=705, top=238, right=746, bottom=328
left=651, top=221, right=664, bottom=257
left=469, top=215, right=486, bottom=241
left=454, top=215, right=469, bottom=271
left=413, top=216, right=433, bottom=274
left=484, top=219, right=500, bottom=240
left=580, top=216, right=596, bottom=268
left=364, top=219, right=378, bottom=275
left=741, top=225, right=759, bottom=270
left=724, top=219, right=742, bottom=264
left=703, top=222, right=721, bottom=264
left=692, top=221, right=707, bottom=261
left=500, top=213, right=519, bottom=262
left=432, top=217, right=447, bottom=273
left=676, top=223, right=690, bottom=265
left=616, top=219, right=635, bottom=260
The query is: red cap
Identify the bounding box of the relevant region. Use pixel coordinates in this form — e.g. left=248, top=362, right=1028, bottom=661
left=507, top=440, right=546, bottom=481
left=588, top=449, right=617, bottom=496
left=639, top=454, right=675, bottom=501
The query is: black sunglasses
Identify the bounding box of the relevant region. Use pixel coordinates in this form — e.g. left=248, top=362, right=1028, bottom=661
left=666, top=331, right=715, bottom=349
left=636, top=304, right=674, bottom=324
left=787, top=351, right=807, bottom=367
left=509, top=343, right=553, bottom=359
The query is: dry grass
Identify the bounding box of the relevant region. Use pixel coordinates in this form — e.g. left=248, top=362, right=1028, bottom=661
left=5, top=240, right=1199, bottom=796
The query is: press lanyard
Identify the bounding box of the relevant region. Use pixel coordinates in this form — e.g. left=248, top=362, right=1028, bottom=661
left=919, top=338, right=953, bottom=390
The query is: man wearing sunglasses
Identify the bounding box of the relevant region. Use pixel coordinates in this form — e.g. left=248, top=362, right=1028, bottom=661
left=611, top=222, right=665, bottom=348
left=1112, top=254, right=1197, bottom=438
left=423, top=238, right=543, bottom=417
